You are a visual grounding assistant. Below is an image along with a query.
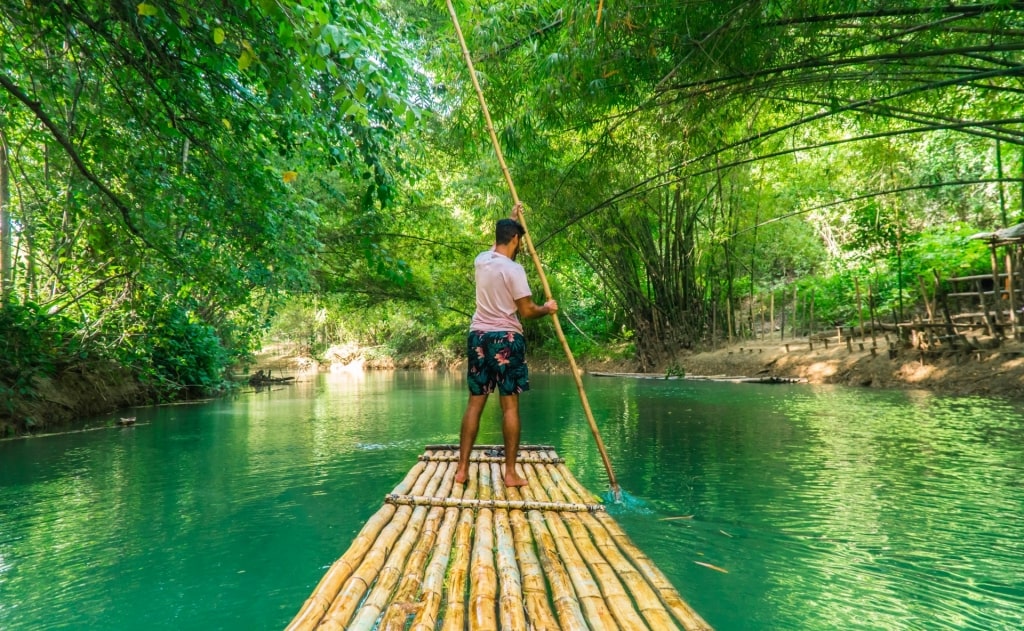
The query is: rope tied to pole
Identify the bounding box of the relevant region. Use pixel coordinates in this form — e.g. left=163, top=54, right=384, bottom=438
left=444, top=0, right=621, bottom=501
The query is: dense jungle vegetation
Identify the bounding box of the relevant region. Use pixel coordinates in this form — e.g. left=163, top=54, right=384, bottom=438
left=2, top=0, right=1023, bottom=433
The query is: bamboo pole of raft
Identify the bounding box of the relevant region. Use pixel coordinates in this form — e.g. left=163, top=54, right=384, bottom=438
left=318, top=460, right=447, bottom=629
left=528, top=463, right=651, bottom=631
left=468, top=461, right=498, bottom=630
left=377, top=458, right=463, bottom=631
left=405, top=495, right=462, bottom=631
left=346, top=460, right=457, bottom=630
left=504, top=462, right=588, bottom=631
left=285, top=460, right=429, bottom=631
left=488, top=462, right=528, bottom=630
left=521, top=464, right=622, bottom=630
left=385, top=495, right=605, bottom=513
left=503, top=466, right=561, bottom=630
left=542, top=450, right=706, bottom=630
left=593, top=510, right=712, bottom=631
left=552, top=466, right=681, bottom=630
left=440, top=461, right=478, bottom=631
left=445, top=0, right=621, bottom=500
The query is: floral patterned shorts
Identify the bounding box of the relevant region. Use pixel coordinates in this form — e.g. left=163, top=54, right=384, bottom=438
left=466, top=330, right=530, bottom=396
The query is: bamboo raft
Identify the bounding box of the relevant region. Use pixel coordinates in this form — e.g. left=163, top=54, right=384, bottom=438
left=286, top=445, right=711, bottom=631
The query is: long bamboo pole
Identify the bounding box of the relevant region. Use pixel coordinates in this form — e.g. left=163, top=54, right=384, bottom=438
left=445, top=0, right=620, bottom=500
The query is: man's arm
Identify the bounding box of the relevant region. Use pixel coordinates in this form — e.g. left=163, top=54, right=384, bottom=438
left=515, top=296, right=558, bottom=320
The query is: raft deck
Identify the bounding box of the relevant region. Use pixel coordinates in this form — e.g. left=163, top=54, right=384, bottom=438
left=287, top=445, right=711, bottom=630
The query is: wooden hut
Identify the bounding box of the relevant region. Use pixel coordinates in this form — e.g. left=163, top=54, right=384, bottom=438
left=904, top=223, right=1024, bottom=351
left=286, top=445, right=711, bottom=630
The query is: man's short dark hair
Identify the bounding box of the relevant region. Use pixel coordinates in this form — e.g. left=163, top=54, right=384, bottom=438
left=495, top=218, right=526, bottom=245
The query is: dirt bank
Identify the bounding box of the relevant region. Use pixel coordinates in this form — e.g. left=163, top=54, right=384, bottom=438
left=668, top=335, right=1024, bottom=399
left=1, top=362, right=156, bottom=437
left=256, top=337, right=1024, bottom=400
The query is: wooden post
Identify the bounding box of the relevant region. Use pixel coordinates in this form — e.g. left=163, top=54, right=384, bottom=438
left=727, top=296, right=734, bottom=344
left=868, top=284, right=878, bottom=345
left=1007, top=250, right=1018, bottom=338
left=770, top=291, right=775, bottom=340
left=854, top=277, right=865, bottom=340
left=976, top=279, right=995, bottom=337
left=917, top=275, right=934, bottom=322
left=933, top=270, right=956, bottom=339
left=792, top=286, right=799, bottom=339
left=991, top=242, right=1003, bottom=325
left=809, top=288, right=815, bottom=338
left=780, top=289, right=787, bottom=341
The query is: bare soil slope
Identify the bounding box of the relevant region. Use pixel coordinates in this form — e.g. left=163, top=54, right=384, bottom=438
left=667, top=335, right=1024, bottom=399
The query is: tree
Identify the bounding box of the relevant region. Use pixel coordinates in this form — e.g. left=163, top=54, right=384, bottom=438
left=0, top=0, right=423, bottom=396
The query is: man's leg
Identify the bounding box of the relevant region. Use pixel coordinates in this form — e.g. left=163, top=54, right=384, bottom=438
left=499, top=394, right=528, bottom=487
left=455, top=394, right=487, bottom=484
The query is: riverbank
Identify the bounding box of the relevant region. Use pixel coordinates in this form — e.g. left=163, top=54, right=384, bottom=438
left=666, top=335, right=1024, bottom=399
left=7, top=334, right=1022, bottom=438
left=0, top=362, right=157, bottom=438
left=257, top=336, right=1024, bottom=400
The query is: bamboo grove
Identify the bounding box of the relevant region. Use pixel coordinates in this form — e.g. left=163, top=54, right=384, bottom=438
left=3, top=1, right=1024, bottom=421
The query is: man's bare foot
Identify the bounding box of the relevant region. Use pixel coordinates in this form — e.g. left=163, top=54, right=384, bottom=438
left=455, top=468, right=468, bottom=485
left=504, top=473, right=529, bottom=487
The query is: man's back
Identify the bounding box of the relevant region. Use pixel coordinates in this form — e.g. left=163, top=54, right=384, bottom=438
left=470, top=249, right=530, bottom=333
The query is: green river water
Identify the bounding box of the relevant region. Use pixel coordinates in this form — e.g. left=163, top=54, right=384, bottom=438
left=1, top=371, right=1022, bottom=630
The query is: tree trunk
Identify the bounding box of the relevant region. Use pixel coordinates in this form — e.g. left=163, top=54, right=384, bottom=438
left=1, top=130, right=11, bottom=303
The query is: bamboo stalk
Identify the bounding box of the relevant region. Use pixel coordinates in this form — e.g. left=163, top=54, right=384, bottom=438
left=405, top=450, right=468, bottom=631
left=285, top=461, right=429, bottom=631
left=523, top=508, right=590, bottom=631
left=406, top=503, right=461, bottom=631
left=546, top=454, right=604, bottom=505
left=545, top=456, right=710, bottom=630
left=424, top=444, right=556, bottom=452
left=593, top=510, right=713, bottom=631
left=444, top=0, right=620, bottom=499
left=1007, top=251, right=1017, bottom=336
left=385, top=495, right=605, bottom=513
left=440, top=461, right=478, bottom=631
left=489, top=463, right=527, bottom=630
left=420, top=453, right=564, bottom=464
left=468, top=462, right=498, bottom=630
left=385, top=455, right=465, bottom=631
left=503, top=466, right=561, bottom=630
left=523, top=464, right=620, bottom=630
left=508, top=469, right=589, bottom=631
left=540, top=478, right=649, bottom=631
left=555, top=467, right=681, bottom=630
left=318, top=462, right=447, bottom=629
left=348, top=461, right=457, bottom=630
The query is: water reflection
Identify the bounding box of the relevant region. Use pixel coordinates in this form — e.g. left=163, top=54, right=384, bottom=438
left=0, top=374, right=1022, bottom=630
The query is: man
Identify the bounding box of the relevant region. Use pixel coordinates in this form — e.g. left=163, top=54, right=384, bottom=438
left=454, top=206, right=558, bottom=487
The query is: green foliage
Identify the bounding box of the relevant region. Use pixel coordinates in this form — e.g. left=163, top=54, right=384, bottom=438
left=129, top=304, right=231, bottom=394
left=0, top=302, right=87, bottom=409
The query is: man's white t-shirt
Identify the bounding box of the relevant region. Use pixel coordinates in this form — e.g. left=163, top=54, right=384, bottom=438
left=470, top=249, right=531, bottom=334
